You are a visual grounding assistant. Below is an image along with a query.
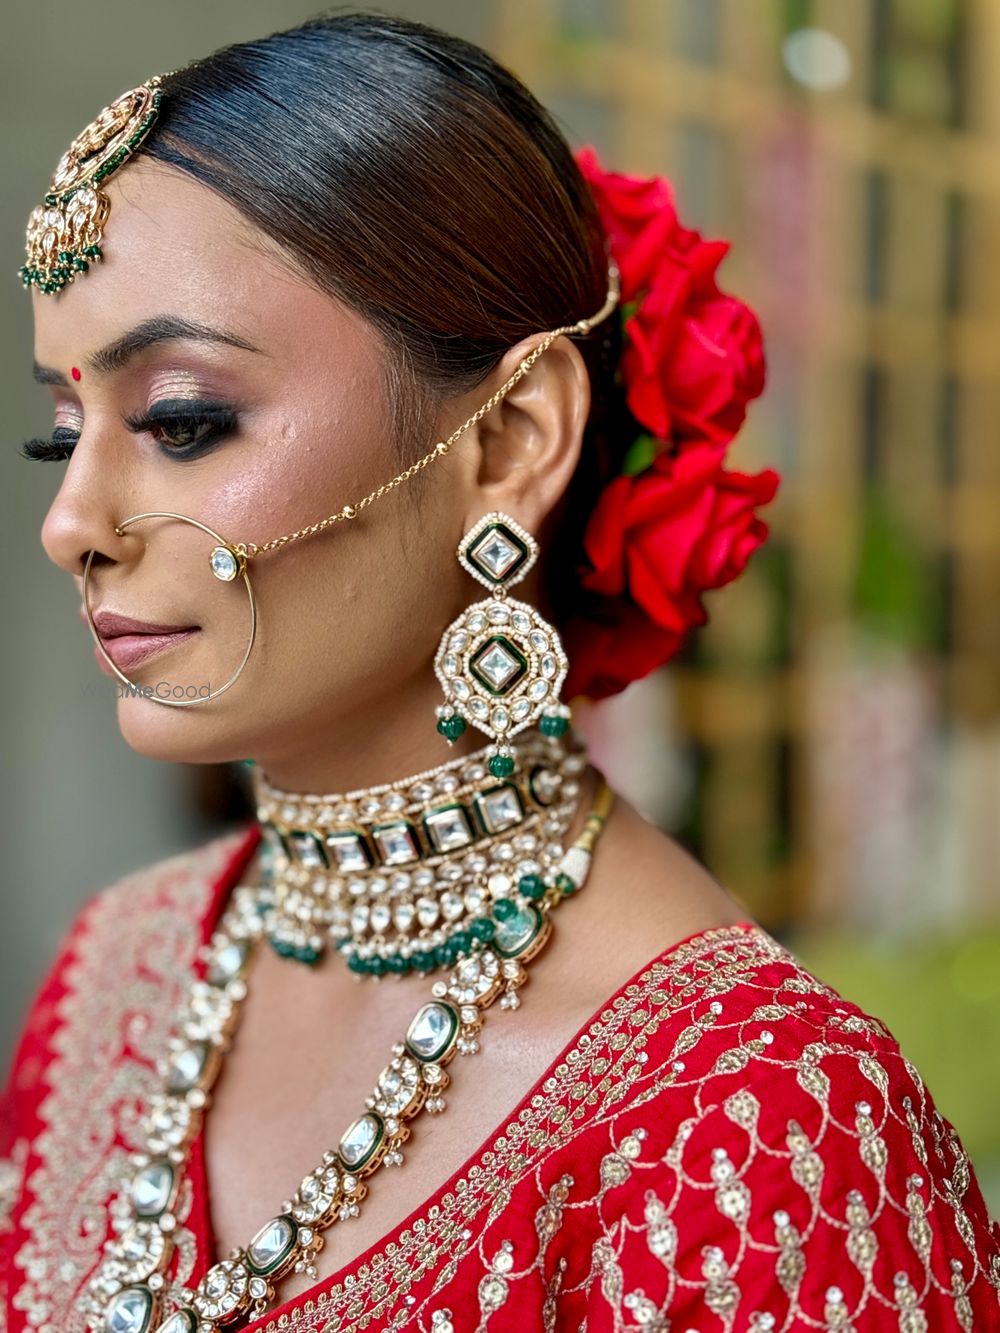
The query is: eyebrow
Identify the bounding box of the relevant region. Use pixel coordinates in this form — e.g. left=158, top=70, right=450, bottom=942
left=32, top=315, right=264, bottom=386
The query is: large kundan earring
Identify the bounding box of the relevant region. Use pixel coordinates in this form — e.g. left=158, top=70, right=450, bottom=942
left=434, top=510, right=571, bottom=777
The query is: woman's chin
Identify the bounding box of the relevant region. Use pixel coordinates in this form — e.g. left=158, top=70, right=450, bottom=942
left=113, top=684, right=250, bottom=765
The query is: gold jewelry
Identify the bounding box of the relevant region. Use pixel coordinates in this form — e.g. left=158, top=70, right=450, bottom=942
left=20, top=75, right=166, bottom=295
left=253, top=724, right=586, bottom=971
left=433, top=510, right=570, bottom=778
left=82, top=512, right=257, bottom=707
left=82, top=264, right=620, bottom=708
left=203, top=260, right=620, bottom=579
left=77, top=773, right=615, bottom=1333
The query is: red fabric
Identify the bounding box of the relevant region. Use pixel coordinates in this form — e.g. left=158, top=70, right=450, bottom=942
left=2, top=826, right=998, bottom=1332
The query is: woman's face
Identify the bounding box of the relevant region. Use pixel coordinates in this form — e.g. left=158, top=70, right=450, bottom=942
left=30, top=161, right=494, bottom=783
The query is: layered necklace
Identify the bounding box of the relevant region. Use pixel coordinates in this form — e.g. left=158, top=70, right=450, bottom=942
left=79, top=727, right=615, bottom=1333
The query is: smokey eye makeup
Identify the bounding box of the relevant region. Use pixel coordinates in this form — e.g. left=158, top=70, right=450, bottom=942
left=20, top=397, right=240, bottom=462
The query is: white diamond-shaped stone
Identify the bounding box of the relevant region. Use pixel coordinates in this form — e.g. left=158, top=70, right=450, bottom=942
left=372, top=824, right=419, bottom=866
left=325, top=832, right=371, bottom=872
left=289, top=831, right=325, bottom=868
left=209, top=547, right=239, bottom=582
left=166, top=1044, right=208, bottom=1093
left=104, top=1285, right=153, bottom=1333
left=155, top=1312, right=196, bottom=1333
left=207, top=940, right=248, bottom=987
left=339, top=1113, right=383, bottom=1169
left=470, top=528, right=522, bottom=580
left=247, top=1216, right=295, bottom=1272
left=416, top=896, right=439, bottom=928
left=473, top=641, right=522, bottom=692
left=393, top=901, right=415, bottom=931
left=423, top=807, right=473, bottom=853
left=406, top=1002, right=458, bottom=1062
left=478, top=787, right=524, bottom=833
left=129, top=1162, right=174, bottom=1218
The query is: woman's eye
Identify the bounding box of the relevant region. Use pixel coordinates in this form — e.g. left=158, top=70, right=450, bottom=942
left=146, top=417, right=221, bottom=449
left=19, top=400, right=238, bottom=463
left=124, top=400, right=238, bottom=457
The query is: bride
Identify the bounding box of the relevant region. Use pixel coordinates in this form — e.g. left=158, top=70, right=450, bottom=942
left=3, top=11, right=997, bottom=1332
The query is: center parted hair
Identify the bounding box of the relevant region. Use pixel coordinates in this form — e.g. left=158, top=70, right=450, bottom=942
left=138, top=8, right=626, bottom=625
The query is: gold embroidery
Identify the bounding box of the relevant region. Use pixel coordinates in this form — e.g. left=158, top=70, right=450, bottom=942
left=10, top=831, right=245, bottom=1332
left=9, top=863, right=999, bottom=1333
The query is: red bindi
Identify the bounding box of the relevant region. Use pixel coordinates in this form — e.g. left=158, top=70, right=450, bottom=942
left=71, top=366, right=81, bottom=381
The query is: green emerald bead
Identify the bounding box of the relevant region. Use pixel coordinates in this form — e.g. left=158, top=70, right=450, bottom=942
left=518, top=874, right=546, bottom=900
left=433, top=944, right=452, bottom=967
left=470, top=917, right=495, bottom=942
left=450, top=930, right=472, bottom=957
left=369, top=956, right=387, bottom=976
left=412, top=950, right=435, bottom=972
left=385, top=954, right=407, bottom=974
left=489, top=754, right=515, bottom=778
left=555, top=872, right=577, bottom=896
left=348, top=954, right=367, bottom=974
left=437, top=714, right=467, bottom=741
left=539, top=714, right=569, bottom=738
left=492, top=898, right=518, bottom=922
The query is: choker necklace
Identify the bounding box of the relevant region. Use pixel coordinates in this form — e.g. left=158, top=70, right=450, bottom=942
left=252, top=726, right=587, bottom=975
left=78, top=767, right=616, bottom=1333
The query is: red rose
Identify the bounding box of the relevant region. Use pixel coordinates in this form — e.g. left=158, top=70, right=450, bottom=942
left=575, top=144, right=766, bottom=445
left=623, top=278, right=766, bottom=445
left=576, top=145, right=689, bottom=303
left=563, top=442, right=781, bottom=701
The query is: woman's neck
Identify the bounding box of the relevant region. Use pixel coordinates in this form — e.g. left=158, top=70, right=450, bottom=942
left=249, top=674, right=490, bottom=796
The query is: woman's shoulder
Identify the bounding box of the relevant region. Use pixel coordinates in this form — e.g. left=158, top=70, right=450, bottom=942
left=556, top=920, right=1000, bottom=1329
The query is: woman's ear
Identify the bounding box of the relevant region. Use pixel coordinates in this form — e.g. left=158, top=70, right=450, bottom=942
left=463, top=332, right=591, bottom=533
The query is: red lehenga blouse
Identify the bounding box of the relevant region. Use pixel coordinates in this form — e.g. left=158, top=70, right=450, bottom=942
left=1, top=823, right=998, bottom=1332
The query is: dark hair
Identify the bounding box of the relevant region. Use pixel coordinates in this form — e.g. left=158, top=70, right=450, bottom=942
left=141, top=7, right=625, bottom=621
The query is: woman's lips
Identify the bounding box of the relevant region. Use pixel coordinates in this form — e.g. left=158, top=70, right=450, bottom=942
left=81, top=606, right=201, bottom=677
left=96, top=629, right=200, bottom=674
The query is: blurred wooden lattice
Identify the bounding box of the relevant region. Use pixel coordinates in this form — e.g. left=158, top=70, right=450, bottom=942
left=490, top=0, right=1000, bottom=931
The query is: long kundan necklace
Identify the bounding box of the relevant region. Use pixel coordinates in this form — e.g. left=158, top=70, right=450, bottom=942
left=80, top=726, right=615, bottom=1333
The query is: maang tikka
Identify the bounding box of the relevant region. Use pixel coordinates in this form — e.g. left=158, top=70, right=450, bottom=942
left=434, top=512, right=569, bottom=778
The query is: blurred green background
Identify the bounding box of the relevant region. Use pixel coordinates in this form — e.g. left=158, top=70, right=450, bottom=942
left=2, top=0, right=998, bottom=1214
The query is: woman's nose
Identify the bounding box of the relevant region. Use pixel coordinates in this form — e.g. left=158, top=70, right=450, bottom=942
left=40, top=466, right=139, bottom=580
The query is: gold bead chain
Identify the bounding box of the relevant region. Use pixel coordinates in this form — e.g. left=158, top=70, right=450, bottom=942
left=234, top=260, right=621, bottom=563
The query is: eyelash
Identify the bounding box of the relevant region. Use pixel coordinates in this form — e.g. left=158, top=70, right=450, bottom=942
left=19, top=400, right=239, bottom=462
